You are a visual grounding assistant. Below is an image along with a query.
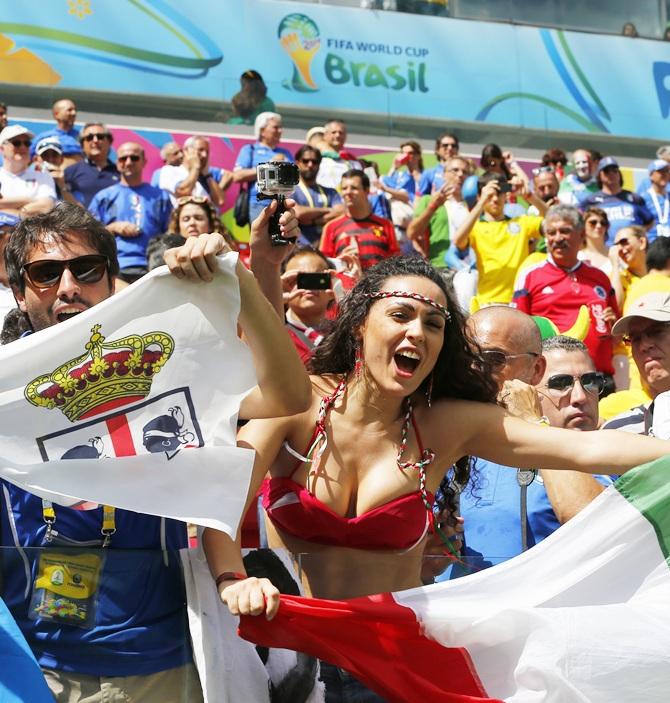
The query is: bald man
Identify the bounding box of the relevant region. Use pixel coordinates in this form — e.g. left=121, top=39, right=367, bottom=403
left=427, top=308, right=610, bottom=582
left=32, top=98, right=83, bottom=166
left=89, top=142, right=173, bottom=282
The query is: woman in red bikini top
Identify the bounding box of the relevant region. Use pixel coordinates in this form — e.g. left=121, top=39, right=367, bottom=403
left=205, top=255, right=670, bottom=614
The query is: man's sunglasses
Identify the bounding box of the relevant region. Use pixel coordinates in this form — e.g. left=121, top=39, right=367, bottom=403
left=542, top=372, right=604, bottom=396
left=532, top=165, right=554, bottom=176
left=440, top=142, right=457, bottom=149
left=9, top=139, right=31, bottom=148
left=300, top=157, right=320, bottom=164
left=22, top=255, right=109, bottom=289
left=481, top=350, right=539, bottom=368
left=118, top=154, right=141, bottom=162
left=82, top=133, right=111, bottom=142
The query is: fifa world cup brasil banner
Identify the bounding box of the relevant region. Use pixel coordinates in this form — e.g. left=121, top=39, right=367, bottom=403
left=2, top=0, right=670, bottom=139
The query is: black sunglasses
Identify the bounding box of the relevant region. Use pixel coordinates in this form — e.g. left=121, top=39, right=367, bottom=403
left=9, top=139, right=31, bottom=148
left=543, top=372, right=604, bottom=396
left=118, top=154, right=141, bottom=162
left=586, top=218, right=607, bottom=227
left=440, top=142, right=457, bottom=149
left=22, top=255, right=109, bottom=289
left=481, top=350, right=539, bottom=368
left=82, top=132, right=110, bottom=142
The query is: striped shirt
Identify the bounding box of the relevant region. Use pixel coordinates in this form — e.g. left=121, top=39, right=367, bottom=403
left=319, top=213, right=398, bottom=269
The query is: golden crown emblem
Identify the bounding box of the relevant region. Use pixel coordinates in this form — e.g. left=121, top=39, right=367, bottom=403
left=25, top=325, right=174, bottom=422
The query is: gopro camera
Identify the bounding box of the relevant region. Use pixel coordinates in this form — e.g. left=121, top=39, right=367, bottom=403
left=256, top=161, right=300, bottom=246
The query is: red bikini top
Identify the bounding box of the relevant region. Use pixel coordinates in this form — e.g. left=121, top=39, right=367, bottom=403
left=262, top=415, right=434, bottom=551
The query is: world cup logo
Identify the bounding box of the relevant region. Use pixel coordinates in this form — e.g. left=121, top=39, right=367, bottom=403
left=278, top=14, right=320, bottom=92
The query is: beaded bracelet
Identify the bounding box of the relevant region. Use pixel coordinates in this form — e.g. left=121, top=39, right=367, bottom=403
left=215, top=571, right=247, bottom=588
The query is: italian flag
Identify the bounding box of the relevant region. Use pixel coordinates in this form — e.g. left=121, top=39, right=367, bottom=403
left=240, top=458, right=670, bottom=702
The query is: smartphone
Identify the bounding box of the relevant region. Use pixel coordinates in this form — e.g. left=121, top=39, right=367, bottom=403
left=297, top=272, right=331, bottom=290
left=498, top=180, right=514, bottom=193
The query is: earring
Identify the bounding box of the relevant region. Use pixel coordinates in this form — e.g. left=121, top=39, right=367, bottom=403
left=425, top=373, right=434, bottom=408
left=354, top=345, right=364, bottom=380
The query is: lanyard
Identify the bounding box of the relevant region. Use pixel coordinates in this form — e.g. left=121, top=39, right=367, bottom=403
left=42, top=500, right=117, bottom=547
left=297, top=182, right=327, bottom=209
left=648, top=188, right=669, bottom=225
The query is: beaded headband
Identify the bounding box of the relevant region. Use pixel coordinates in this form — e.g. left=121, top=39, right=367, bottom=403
left=363, top=290, right=451, bottom=320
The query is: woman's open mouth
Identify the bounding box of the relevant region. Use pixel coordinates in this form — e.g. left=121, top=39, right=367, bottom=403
left=394, top=351, right=420, bottom=377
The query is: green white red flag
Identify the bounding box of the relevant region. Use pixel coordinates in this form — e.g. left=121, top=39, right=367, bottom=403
left=240, top=457, right=670, bottom=702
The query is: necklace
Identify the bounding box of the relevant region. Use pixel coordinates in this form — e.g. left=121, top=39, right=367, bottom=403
left=304, top=378, right=436, bottom=511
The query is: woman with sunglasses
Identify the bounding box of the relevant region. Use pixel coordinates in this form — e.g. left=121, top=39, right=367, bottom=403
left=579, top=207, right=611, bottom=274
left=203, top=255, right=670, bottom=700
left=610, top=225, right=648, bottom=309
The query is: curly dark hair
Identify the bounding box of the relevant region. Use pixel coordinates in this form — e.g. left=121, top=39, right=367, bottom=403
left=309, top=256, right=498, bottom=493
left=5, top=203, right=119, bottom=293
left=310, top=256, right=496, bottom=402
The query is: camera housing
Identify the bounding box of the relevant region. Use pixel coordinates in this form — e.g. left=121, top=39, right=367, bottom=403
left=255, top=161, right=300, bottom=246
left=256, top=161, right=299, bottom=197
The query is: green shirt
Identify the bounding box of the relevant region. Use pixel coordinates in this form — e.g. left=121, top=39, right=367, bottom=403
left=414, top=195, right=450, bottom=268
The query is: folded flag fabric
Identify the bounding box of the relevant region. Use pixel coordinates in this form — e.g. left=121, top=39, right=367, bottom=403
left=240, top=457, right=670, bottom=702
left=0, top=254, right=256, bottom=535
left=0, top=597, right=53, bottom=702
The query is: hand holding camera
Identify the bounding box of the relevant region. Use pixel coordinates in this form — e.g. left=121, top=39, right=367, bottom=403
left=256, top=161, right=300, bottom=246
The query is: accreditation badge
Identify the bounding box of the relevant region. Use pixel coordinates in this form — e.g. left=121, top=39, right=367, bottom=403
left=29, top=551, right=103, bottom=628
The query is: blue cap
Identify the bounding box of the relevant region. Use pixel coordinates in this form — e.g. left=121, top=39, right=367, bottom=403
left=648, top=159, right=669, bottom=174
left=596, top=156, right=619, bottom=174
left=0, top=212, right=20, bottom=229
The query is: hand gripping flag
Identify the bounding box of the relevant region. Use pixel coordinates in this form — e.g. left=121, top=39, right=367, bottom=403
left=240, top=457, right=670, bottom=702
left=0, top=253, right=256, bottom=536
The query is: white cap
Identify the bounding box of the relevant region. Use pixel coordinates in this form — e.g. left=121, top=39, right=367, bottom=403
left=612, top=292, right=670, bottom=335
left=0, top=124, right=34, bottom=144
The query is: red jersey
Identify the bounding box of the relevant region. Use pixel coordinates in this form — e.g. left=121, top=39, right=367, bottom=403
left=513, top=257, right=619, bottom=375
left=320, top=213, right=398, bottom=269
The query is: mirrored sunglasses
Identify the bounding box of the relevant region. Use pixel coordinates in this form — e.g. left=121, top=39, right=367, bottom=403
left=544, top=372, right=604, bottom=396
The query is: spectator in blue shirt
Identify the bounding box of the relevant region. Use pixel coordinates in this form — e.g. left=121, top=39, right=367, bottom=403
left=640, top=159, right=670, bottom=241
left=89, top=142, right=172, bottom=282
left=32, top=98, right=82, bottom=166
left=64, top=122, right=120, bottom=207
left=233, top=112, right=293, bottom=224
left=292, top=144, right=343, bottom=245
left=418, top=131, right=459, bottom=195
left=580, top=157, right=654, bottom=246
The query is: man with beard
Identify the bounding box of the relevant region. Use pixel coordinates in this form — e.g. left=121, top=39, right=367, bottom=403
left=291, top=144, right=343, bottom=246
left=0, top=201, right=307, bottom=702
left=513, top=204, right=620, bottom=389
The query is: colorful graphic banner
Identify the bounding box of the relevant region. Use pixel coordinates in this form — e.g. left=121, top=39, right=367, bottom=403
left=1, top=0, right=668, bottom=139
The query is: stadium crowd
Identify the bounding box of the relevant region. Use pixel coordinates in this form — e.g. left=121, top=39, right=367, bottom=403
left=2, top=96, right=670, bottom=702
